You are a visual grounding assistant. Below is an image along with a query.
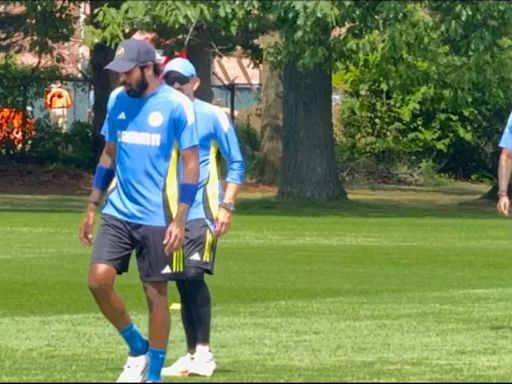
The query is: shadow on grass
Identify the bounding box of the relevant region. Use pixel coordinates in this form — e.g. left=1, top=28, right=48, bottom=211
left=0, top=183, right=499, bottom=219
left=356, top=183, right=490, bottom=196
left=0, top=194, right=86, bottom=213
left=235, top=196, right=498, bottom=219
left=489, top=325, right=512, bottom=332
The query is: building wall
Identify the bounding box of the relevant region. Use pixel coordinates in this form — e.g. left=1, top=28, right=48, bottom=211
left=212, top=85, right=261, bottom=111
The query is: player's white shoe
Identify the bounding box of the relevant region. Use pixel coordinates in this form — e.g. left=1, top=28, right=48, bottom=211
left=116, top=354, right=148, bottom=383
left=189, top=350, right=216, bottom=377
left=161, top=353, right=193, bottom=377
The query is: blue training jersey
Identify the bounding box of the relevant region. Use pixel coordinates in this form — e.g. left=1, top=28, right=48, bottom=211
left=186, top=99, right=245, bottom=227
left=100, top=84, right=198, bottom=226
left=499, top=111, right=512, bottom=150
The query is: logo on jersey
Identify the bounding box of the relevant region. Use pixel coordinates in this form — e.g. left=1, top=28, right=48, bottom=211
left=148, top=111, right=164, bottom=128
left=117, top=111, right=126, bottom=120
left=115, top=46, right=125, bottom=58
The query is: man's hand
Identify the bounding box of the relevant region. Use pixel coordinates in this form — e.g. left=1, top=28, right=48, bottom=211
left=215, top=207, right=232, bottom=237
left=497, top=195, right=510, bottom=216
left=163, top=218, right=186, bottom=254
left=79, top=206, right=97, bottom=246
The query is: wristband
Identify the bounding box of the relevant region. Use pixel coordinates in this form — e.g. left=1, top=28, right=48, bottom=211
left=498, top=191, right=508, bottom=199
left=92, top=164, right=115, bottom=192
left=179, top=183, right=198, bottom=206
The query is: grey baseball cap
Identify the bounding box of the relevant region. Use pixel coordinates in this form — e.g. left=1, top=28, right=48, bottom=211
left=104, top=39, right=157, bottom=72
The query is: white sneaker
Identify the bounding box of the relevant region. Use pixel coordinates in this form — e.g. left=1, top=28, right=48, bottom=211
left=116, top=354, right=148, bottom=383
left=189, top=350, right=216, bottom=377
left=161, top=353, right=193, bottom=377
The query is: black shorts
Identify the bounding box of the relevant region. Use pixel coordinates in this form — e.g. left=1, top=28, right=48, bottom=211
left=168, top=219, right=218, bottom=281
left=91, top=214, right=170, bottom=282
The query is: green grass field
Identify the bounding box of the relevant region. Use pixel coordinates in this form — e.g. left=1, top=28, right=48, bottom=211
left=2, top=182, right=512, bottom=382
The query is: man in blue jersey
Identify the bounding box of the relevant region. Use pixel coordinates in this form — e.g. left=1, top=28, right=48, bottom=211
left=78, top=39, right=199, bottom=383
left=160, top=58, right=245, bottom=378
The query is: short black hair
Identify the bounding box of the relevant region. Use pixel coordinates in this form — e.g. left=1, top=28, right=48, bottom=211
left=140, top=62, right=161, bottom=77
left=152, top=62, right=161, bottom=77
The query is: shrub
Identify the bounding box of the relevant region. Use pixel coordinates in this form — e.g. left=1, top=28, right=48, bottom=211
left=1, top=119, right=100, bottom=171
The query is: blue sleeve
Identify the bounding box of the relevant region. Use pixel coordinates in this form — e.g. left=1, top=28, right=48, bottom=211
left=174, top=97, right=198, bottom=150
left=212, top=107, right=245, bottom=185
left=499, top=112, right=512, bottom=150
left=100, top=89, right=119, bottom=143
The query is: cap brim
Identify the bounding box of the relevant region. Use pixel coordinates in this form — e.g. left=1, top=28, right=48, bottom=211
left=104, top=59, right=137, bottom=72
left=163, top=69, right=196, bottom=79
left=163, top=66, right=181, bottom=76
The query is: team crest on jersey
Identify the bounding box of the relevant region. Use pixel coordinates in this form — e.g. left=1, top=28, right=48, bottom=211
left=148, top=111, right=164, bottom=128
left=115, top=47, right=125, bottom=58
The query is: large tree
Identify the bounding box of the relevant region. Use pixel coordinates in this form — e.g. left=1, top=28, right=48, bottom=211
left=92, top=0, right=348, bottom=201
left=263, top=1, right=346, bottom=200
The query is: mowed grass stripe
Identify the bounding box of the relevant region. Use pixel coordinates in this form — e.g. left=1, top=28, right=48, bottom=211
left=2, top=288, right=512, bottom=382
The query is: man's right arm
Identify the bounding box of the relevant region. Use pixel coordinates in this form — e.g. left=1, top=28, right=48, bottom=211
left=87, top=87, right=120, bottom=207
left=497, top=112, right=512, bottom=216
left=79, top=143, right=116, bottom=246
left=88, top=143, right=116, bottom=206
left=497, top=149, right=512, bottom=216
left=79, top=88, right=119, bottom=246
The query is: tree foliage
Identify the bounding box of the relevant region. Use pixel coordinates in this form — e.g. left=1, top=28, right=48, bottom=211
left=0, top=1, right=79, bottom=62
left=0, top=1, right=80, bottom=111
left=335, top=1, right=512, bottom=180
left=87, top=0, right=263, bottom=58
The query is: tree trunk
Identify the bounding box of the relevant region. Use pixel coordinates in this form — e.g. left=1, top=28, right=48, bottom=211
left=90, top=43, right=116, bottom=135
left=89, top=0, right=119, bottom=160
left=278, top=62, right=346, bottom=201
left=258, top=32, right=283, bottom=185
left=259, top=60, right=283, bottom=185
left=188, top=30, right=213, bottom=103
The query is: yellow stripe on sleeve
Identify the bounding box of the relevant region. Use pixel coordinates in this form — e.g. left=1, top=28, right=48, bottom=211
left=205, top=141, right=220, bottom=219
left=165, top=143, right=180, bottom=220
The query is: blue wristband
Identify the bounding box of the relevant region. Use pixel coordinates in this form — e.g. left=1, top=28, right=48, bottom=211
left=92, top=164, right=115, bottom=192
left=179, top=183, right=198, bottom=206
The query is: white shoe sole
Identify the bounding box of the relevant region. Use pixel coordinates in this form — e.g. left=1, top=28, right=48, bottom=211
left=189, top=368, right=215, bottom=377
left=161, top=369, right=190, bottom=377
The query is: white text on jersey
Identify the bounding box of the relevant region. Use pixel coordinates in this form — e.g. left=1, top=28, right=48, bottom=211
left=118, top=131, right=161, bottom=146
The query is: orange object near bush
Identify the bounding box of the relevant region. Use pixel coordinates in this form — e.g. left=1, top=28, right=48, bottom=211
left=0, top=108, right=36, bottom=147
left=44, top=87, right=73, bottom=109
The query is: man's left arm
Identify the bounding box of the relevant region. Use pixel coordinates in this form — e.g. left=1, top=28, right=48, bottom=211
left=213, top=108, right=245, bottom=236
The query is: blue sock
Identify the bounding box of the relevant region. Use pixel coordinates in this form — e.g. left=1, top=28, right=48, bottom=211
left=119, top=323, right=148, bottom=356
left=147, top=347, right=167, bottom=382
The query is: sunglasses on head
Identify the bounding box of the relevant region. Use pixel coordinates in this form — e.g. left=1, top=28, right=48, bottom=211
left=163, top=71, right=192, bottom=86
